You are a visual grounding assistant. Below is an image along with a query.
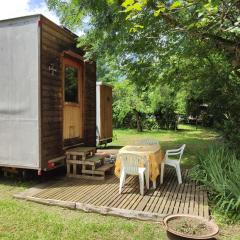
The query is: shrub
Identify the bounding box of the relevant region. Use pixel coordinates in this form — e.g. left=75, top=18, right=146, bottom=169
left=142, top=114, right=158, bottom=130
left=154, top=105, right=178, bottom=130
left=190, top=145, right=240, bottom=220
left=223, top=118, right=240, bottom=155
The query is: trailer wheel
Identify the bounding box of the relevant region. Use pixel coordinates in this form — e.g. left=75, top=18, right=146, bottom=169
left=21, top=170, right=27, bottom=180
left=21, top=169, right=36, bottom=180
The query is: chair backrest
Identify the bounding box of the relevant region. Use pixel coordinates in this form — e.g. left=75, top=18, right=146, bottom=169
left=135, top=138, right=159, bottom=146
left=166, top=144, right=186, bottom=162
left=179, top=144, right=186, bottom=161
left=118, top=153, right=148, bottom=175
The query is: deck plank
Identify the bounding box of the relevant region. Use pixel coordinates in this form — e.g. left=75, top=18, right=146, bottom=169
left=51, top=180, right=97, bottom=201
left=66, top=183, right=99, bottom=202
left=134, top=187, right=155, bottom=211
left=176, top=171, right=189, bottom=214
left=157, top=170, right=177, bottom=213
left=100, top=180, right=123, bottom=206
left=172, top=171, right=188, bottom=214
left=79, top=177, right=119, bottom=204
left=162, top=173, right=179, bottom=214
left=144, top=186, right=161, bottom=212
left=167, top=177, right=182, bottom=214
left=37, top=182, right=79, bottom=199
left=64, top=182, right=100, bottom=202
left=203, top=191, right=209, bottom=219
left=144, top=169, right=172, bottom=212
left=118, top=181, right=141, bottom=209
left=111, top=177, right=138, bottom=208
left=154, top=170, right=175, bottom=213
left=34, top=180, right=74, bottom=198
left=88, top=178, right=123, bottom=205
left=199, top=187, right=204, bottom=217
left=53, top=181, right=92, bottom=201
left=188, top=180, right=196, bottom=215
left=183, top=178, right=193, bottom=214
left=193, top=184, right=200, bottom=216
left=100, top=177, right=136, bottom=207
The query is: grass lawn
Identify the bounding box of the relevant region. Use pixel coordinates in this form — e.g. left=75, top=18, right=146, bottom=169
left=0, top=180, right=166, bottom=240
left=110, top=124, right=218, bottom=168
left=0, top=125, right=239, bottom=240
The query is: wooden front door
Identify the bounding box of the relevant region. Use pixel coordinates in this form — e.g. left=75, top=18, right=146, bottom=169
left=63, top=57, right=83, bottom=141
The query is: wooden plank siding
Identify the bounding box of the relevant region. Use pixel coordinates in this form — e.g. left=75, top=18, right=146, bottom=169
left=15, top=169, right=210, bottom=221
left=40, top=15, right=96, bottom=169
left=84, top=61, right=96, bottom=146
left=100, top=85, right=112, bottom=140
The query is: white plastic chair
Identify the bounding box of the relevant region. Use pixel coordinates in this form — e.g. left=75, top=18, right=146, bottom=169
left=160, top=144, right=186, bottom=184
left=135, top=139, right=159, bottom=146
left=118, top=153, right=149, bottom=195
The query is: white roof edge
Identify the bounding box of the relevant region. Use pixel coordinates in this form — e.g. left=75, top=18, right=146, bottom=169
left=0, top=14, right=79, bottom=38
left=0, top=14, right=41, bottom=24
left=96, top=81, right=112, bottom=88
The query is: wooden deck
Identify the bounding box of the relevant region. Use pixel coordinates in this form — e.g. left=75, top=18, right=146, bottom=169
left=14, top=169, right=209, bottom=221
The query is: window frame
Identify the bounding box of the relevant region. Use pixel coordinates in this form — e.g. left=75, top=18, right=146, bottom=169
left=62, top=57, right=83, bottom=107
left=64, top=65, right=79, bottom=104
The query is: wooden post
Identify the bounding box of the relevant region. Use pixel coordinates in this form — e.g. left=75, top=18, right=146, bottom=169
left=73, top=155, right=77, bottom=175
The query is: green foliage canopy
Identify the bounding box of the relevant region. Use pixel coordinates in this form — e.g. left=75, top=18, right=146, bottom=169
left=47, top=0, right=240, bottom=146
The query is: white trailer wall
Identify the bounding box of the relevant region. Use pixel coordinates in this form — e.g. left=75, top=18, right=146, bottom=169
left=0, top=16, right=40, bottom=169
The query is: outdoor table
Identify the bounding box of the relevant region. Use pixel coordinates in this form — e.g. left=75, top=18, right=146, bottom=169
left=114, top=145, right=165, bottom=189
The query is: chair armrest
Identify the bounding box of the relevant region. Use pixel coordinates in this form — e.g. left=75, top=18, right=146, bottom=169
left=165, top=150, right=182, bottom=156
left=166, top=148, right=181, bottom=153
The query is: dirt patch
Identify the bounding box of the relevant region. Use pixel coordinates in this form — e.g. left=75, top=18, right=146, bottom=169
left=168, top=216, right=214, bottom=237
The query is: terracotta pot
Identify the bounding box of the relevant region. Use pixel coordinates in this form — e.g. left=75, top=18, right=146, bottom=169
left=163, top=214, right=219, bottom=240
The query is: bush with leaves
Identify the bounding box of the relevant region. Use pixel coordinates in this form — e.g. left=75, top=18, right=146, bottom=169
left=112, top=80, right=150, bottom=131
left=149, top=85, right=184, bottom=130
left=154, top=105, right=177, bottom=130
left=111, top=81, right=184, bottom=131
left=142, top=114, right=158, bottom=130
left=190, top=145, right=240, bottom=220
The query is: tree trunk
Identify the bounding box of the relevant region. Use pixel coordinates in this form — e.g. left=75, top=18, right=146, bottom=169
left=133, top=109, right=143, bottom=132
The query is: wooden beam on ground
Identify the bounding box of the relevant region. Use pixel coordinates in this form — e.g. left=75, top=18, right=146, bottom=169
left=75, top=202, right=164, bottom=222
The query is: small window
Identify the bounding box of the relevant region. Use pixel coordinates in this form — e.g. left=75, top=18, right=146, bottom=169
left=64, top=66, right=79, bottom=103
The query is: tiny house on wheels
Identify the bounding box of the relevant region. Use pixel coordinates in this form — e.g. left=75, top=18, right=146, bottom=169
left=0, top=15, right=96, bottom=174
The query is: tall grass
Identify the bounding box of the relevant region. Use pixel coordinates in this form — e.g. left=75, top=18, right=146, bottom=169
left=190, top=145, right=240, bottom=220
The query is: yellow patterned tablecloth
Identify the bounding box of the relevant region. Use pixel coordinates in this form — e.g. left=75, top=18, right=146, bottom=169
left=114, top=145, right=165, bottom=181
